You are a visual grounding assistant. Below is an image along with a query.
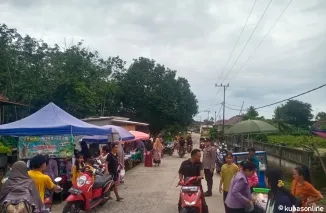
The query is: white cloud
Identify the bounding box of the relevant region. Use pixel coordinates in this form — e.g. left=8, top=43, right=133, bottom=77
left=0, top=0, right=325, bottom=121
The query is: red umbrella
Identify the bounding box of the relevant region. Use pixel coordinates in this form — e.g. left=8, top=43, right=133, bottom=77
left=129, top=130, right=150, bottom=140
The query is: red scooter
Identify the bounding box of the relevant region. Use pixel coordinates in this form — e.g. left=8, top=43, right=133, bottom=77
left=63, top=167, right=114, bottom=212
left=177, top=176, right=203, bottom=213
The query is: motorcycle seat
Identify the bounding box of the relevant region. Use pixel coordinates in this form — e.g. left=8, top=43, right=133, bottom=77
left=93, top=174, right=113, bottom=189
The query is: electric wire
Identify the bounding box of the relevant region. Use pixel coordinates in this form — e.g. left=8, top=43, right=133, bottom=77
left=209, top=0, right=258, bottom=107
left=220, top=0, right=274, bottom=84
left=228, top=0, right=293, bottom=84
left=253, top=83, right=326, bottom=110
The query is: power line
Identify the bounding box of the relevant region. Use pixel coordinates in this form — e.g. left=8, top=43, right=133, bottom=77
left=209, top=0, right=257, bottom=107
left=216, top=104, right=223, bottom=117
left=225, top=105, right=242, bottom=111
left=228, top=0, right=293, bottom=84
left=220, top=0, right=273, bottom=84
left=214, top=0, right=257, bottom=86
left=253, top=83, right=326, bottom=110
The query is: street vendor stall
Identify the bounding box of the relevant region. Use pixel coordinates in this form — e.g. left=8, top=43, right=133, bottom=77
left=0, top=102, right=112, bottom=198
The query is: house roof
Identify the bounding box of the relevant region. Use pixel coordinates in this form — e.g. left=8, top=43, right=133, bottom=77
left=82, top=116, right=149, bottom=126
left=0, top=93, right=27, bottom=106
left=111, top=119, right=149, bottom=126
left=216, top=115, right=243, bottom=125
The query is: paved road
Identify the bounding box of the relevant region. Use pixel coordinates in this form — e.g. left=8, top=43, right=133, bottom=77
left=53, top=133, right=225, bottom=213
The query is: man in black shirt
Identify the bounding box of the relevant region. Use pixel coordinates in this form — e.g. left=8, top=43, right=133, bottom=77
left=179, top=137, right=186, bottom=147
left=105, top=142, right=124, bottom=201
left=178, top=149, right=209, bottom=213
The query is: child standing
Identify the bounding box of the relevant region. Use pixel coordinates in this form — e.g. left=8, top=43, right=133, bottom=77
left=219, top=151, right=239, bottom=210
left=247, top=158, right=259, bottom=191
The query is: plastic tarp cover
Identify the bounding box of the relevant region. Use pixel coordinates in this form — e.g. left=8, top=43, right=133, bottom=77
left=0, top=102, right=112, bottom=136
left=312, top=129, right=326, bottom=139
left=81, top=125, right=135, bottom=143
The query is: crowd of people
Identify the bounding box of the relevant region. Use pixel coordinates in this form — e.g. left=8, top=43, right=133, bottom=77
left=178, top=140, right=324, bottom=213
left=0, top=141, right=127, bottom=212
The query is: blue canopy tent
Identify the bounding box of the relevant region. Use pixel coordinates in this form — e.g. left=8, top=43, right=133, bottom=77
left=81, top=125, right=135, bottom=143
left=0, top=102, right=112, bottom=136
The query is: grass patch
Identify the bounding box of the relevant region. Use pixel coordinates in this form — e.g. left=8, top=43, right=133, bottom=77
left=267, top=135, right=326, bottom=148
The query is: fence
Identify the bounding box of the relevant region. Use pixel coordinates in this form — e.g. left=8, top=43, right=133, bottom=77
left=226, top=140, right=314, bottom=168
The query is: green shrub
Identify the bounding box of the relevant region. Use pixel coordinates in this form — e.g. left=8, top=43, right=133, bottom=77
left=266, top=135, right=326, bottom=148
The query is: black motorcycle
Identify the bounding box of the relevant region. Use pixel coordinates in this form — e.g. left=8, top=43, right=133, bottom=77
left=163, top=143, right=174, bottom=156
left=216, top=151, right=224, bottom=174
left=178, top=146, right=186, bottom=157
left=186, top=144, right=192, bottom=153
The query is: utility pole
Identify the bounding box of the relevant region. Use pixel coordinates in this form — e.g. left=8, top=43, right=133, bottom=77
left=204, top=110, right=210, bottom=121
left=214, top=111, right=217, bottom=124
left=239, top=101, right=244, bottom=116
left=215, top=84, right=229, bottom=137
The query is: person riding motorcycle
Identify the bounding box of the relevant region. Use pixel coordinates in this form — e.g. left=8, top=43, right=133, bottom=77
left=0, top=161, right=44, bottom=213
left=178, top=149, right=209, bottom=213
left=178, top=137, right=186, bottom=154
left=28, top=154, right=62, bottom=202
left=186, top=135, right=193, bottom=148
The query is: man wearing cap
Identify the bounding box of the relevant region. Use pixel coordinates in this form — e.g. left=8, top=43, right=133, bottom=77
left=247, top=147, right=259, bottom=172
left=202, top=138, right=216, bottom=197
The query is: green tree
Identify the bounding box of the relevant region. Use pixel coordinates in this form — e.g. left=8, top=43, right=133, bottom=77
left=0, top=24, right=198, bottom=134
left=0, top=24, right=122, bottom=120
left=315, top=111, right=326, bottom=129
left=316, top=112, right=326, bottom=121
left=243, top=106, right=259, bottom=120
left=272, top=106, right=293, bottom=133
left=114, top=57, right=198, bottom=135
left=277, top=100, right=313, bottom=129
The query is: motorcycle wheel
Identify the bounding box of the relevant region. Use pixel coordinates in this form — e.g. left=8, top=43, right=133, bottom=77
left=180, top=207, right=200, bottom=213
left=62, top=201, right=82, bottom=213
left=169, top=150, right=173, bottom=156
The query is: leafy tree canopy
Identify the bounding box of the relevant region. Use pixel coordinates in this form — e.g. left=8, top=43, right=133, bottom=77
left=273, top=100, right=313, bottom=129
left=0, top=24, right=198, bottom=135
left=243, top=106, right=264, bottom=120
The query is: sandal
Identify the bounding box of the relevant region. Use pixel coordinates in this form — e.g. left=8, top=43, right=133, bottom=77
left=116, top=197, right=124, bottom=202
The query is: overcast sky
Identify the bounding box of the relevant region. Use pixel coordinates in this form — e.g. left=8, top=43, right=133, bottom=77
left=1, top=0, right=325, bottom=121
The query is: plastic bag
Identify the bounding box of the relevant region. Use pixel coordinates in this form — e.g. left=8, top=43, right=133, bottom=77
left=120, top=169, right=125, bottom=178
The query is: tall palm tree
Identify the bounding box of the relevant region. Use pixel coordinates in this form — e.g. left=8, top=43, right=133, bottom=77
left=273, top=106, right=292, bottom=132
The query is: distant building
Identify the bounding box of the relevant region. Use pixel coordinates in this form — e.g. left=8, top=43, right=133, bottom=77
left=0, top=93, right=27, bottom=124
left=82, top=116, right=149, bottom=132
left=215, top=115, right=243, bottom=131
left=200, top=125, right=214, bottom=136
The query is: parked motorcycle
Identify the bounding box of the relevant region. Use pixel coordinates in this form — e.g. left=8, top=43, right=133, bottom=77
left=63, top=167, right=114, bottom=212
left=215, top=151, right=224, bottom=174
left=93, top=159, right=105, bottom=175
left=220, top=143, right=228, bottom=155
left=163, top=143, right=174, bottom=156
left=178, top=146, right=186, bottom=158
left=177, top=176, right=204, bottom=213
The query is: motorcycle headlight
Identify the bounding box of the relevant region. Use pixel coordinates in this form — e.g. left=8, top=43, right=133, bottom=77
left=1, top=177, right=8, bottom=184
left=184, top=201, right=196, bottom=205
left=77, top=175, right=87, bottom=187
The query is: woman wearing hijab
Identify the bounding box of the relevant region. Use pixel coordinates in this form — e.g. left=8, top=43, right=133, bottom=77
left=153, top=135, right=163, bottom=166
left=0, top=161, right=43, bottom=213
